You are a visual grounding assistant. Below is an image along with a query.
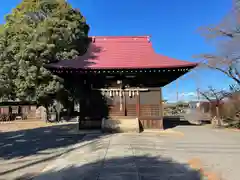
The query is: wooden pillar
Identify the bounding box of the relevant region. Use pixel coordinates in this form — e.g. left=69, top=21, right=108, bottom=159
left=136, top=92, right=140, bottom=118
left=159, top=87, right=163, bottom=119
left=78, top=99, right=84, bottom=130
left=78, top=78, right=88, bottom=130
left=124, top=91, right=127, bottom=116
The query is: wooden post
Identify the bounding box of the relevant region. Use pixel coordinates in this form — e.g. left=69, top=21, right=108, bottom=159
left=78, top=99, right=84, bottom=130
left=159, top=88, right=163, bottom=119
left=136, top=92, right=140, bottom=118
left=124, top=91, right=127, bottom=116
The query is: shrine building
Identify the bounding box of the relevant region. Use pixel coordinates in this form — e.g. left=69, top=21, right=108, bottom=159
left=45, top=36, right=197, bottom=132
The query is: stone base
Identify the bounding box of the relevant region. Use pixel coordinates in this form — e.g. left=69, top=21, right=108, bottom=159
left=101, top=118, right=140, bottom=133
left=78, top=119, right=102, bottom=129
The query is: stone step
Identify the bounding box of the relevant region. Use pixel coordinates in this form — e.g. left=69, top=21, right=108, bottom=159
left=102, top=118, right=140, bottom=133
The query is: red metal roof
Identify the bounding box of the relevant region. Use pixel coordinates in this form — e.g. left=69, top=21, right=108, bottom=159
left=48, top=36, right=197, bottom=69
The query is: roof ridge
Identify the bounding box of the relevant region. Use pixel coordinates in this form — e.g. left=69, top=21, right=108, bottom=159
left=90, top=35, right=151, bottom=43
left=90, top=35, right=151, bottom=38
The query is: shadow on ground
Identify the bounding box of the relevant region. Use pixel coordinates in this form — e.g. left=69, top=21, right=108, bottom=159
left=163, top=116, right=201, bottom=130
left=163, top=110, right=212, bottom=130
left=16, top=156, right=202, bottom=180
left=0, top=123, right=102, bottom=160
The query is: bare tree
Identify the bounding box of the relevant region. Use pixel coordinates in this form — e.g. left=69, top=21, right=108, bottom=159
left=194, top=0, right=240, bottom=85
left=222, top=83, right=240, bottom=128
left=197, top=87, right=229, bottom=127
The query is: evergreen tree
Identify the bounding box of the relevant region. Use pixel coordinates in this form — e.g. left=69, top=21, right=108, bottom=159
left=0, top=0, right=89, bottom=105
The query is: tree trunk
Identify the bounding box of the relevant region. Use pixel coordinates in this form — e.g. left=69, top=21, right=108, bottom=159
left=212, top=106, right=222, bottom=128
left=216, top=106, right=222, bottom=127
left=44, top=104, right=49, bottom=123
left=210, top=103, right=215, bottom=125
left=45, top=104, right=57, bottom=123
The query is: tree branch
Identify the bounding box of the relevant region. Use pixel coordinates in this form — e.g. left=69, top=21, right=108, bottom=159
left=234, top=67, right=240, bottom=79
left=198, top=89, right=212, bottom=102
left=206, top=63, right=240, bottom=85
left=217, top=29, right=234, bottom=38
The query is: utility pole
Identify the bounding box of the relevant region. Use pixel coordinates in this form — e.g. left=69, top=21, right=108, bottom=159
left=197, top=88, right=200, bottom=101
left=194, top=73, right=200, bottom=102
left=176, top=80, right=179, bottom=102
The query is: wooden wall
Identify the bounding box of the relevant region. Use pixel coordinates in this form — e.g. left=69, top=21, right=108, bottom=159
left=107, top=87, right=163, bottom=129
left=139, top=117, right=163, bottom=129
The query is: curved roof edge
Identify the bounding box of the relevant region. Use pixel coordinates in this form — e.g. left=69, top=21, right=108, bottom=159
left=45, top=35, right=198, bottom=70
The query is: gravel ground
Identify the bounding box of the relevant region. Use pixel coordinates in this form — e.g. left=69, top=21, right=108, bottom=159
left=0, top=122, right=86, bottom=180
left=0, top=123, right=239, bottom=180
left=31, top=126, right=240, bottom=180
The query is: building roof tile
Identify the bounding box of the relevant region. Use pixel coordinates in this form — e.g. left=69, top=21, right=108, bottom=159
left=47, top=36, right=198, bottom=69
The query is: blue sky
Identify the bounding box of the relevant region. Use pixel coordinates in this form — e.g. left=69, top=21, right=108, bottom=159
left=0, top=0, right=235, bottom=102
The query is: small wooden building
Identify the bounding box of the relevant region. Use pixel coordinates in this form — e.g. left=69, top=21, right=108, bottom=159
left=0, top=101, right=38, bottom=121
left=45, top=36, right=197, bottom=132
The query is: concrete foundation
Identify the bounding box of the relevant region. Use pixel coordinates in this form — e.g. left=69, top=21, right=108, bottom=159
left=101, top=117, right=140, bottom=133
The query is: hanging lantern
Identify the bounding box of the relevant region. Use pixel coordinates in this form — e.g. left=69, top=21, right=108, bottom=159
left=109, top=90, right=113, bottom=97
